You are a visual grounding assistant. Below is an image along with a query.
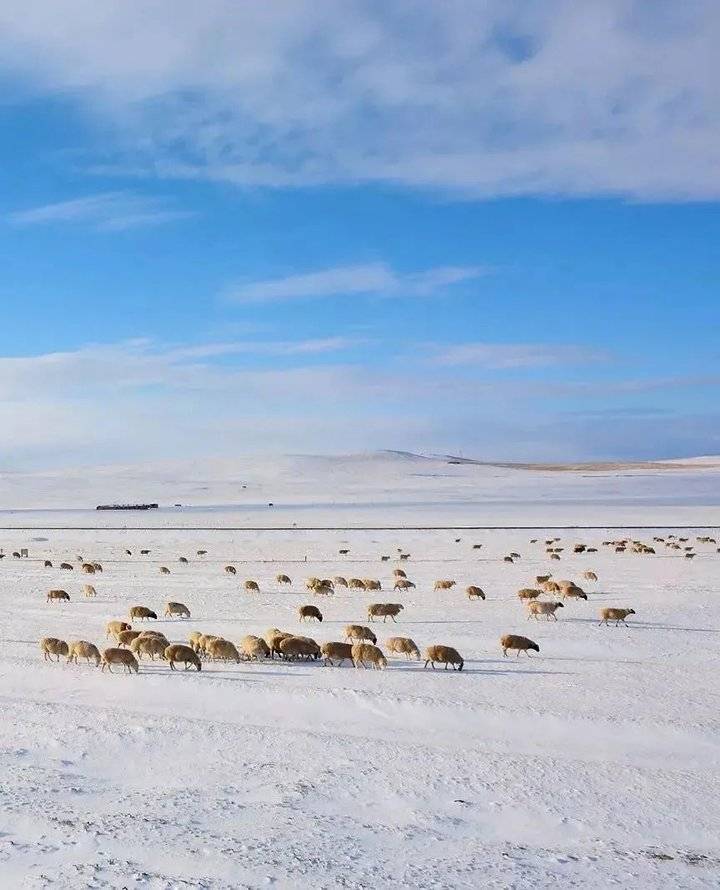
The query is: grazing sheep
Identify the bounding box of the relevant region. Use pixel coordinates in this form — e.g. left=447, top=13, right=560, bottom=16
left=197, top=634, right=219, bottom=657
left=179, top=556, right=189, bottom=564
left=541, top=580, right=561, bottom=594
left=67, top=640, right=101, bottom=666
left=276, top=574, right=292, bottom=585
left=393, top=569, right=407, bottom=579
left=224, top=565, right=237, bottom=575
left=188, top=631, right=204, bottom=652
left=101, top=647, right=139, bottom=674
left=363, top=579, right=382, bottom=591
left=160, top=567, right=171, bottom=575
left=206, top=638, right=241, bottom=663
left=599, top=607, right=636, bottom=626
left=117, top=629, right=142, bottom=647
left=196, top=549, right=207, bottom=556
left=321, top=641, right=354, bottom=666
left=164, top=601, right=191, bottom=619
left=131, top=635, right=167, bottom=660
left=466, top=585, right=485, bottom=600
left=434, top=580, right=456, bottom=591
left=129, top=606, right=157, bottom=621
left=527, top=601, right=564, bottom=621
left=348, top=578, right=366, bottom=590
left=313, top=582, right=334, bottom=596
left=140, top=549, right=151, bottom=555
left=394, top=578, right=416, bottom=591
left=423, top=645, right=464, bottom=671
left=60, top=562, right=74, bottom=571
left=93, top=562, right=103, bottom=572
left=510, top=552, right=521, bottom=559
left=125, top=549, right=132, bottom=556
left=244, top=580, right=260, bottom=592
left=165, top=644, right=202, bottom=671
left=239, top=635, right=270, bottom=661
left=81, top=563, right=96, bottom=574
left=517, top=588, right=541, bottom=601
left=535, top=574, right=552, bottom=584
left=138, top=630, right=168, bottom=641
left=503, top=556, right=514, bottom=563
left=367, top=603, right=404, bottom=623
left=573, top=544, right=586, bottom=553
left=385, top=637, right=420, bottom=659
left=351, top=643, right=387, bottom=669
left=399, top=553, right=410, bottom=561
left=47, top=589, right=70, bottom=603
left=339, top=548, right=350, bottom=555
left=106, top=620, right=132, bottom=640
left=333, top=576, right=348, bottom=588
left=43, top=559, right=52, bottom=567
left=550, top=553, right=561, bottom=561
left=501, top=634, right=540, bottom=656
left=83, top=584, right=97, bottom=598
left=561, top=584, right=588, bottom=601
left=298, top=604, right=323, bottom=623
left=381, top=555, right=390, bottom=562
left=40, top=637, right=69, bottom=662
left=279, top=636, right=321, bottom=661
left=472, top=543, right=483, bottom=549
left=265, top=629, right=293, bottom=658
left=583, top=571, right=598, bottom=582
left=344, top=624, right=377, bottom=645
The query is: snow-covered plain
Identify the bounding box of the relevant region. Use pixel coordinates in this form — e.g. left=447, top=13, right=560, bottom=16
left=0, top=453, right=719, bottom=888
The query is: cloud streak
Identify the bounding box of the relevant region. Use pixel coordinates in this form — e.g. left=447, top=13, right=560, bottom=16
left=432, top=342, right=610, bottom=369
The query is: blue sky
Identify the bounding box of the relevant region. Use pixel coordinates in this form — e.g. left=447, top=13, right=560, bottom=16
left=0, top=1, right=718, bottom=467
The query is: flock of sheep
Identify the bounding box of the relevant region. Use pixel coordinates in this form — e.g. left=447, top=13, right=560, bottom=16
left=24, top=530, right=715, bottom=677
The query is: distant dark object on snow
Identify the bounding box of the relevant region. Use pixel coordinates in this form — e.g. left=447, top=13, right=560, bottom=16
left=96, top=503, right=158, bottom=511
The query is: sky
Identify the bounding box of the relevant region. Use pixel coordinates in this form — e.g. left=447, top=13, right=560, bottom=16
left=0, top=0, right=719, bottom=468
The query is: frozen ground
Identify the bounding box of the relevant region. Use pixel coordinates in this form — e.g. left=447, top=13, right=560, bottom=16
left=0, top=453, right=719, bottom=888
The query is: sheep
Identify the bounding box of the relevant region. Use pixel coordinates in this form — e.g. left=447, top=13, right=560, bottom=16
left=434, top=580, right=456, bottom=591
left=40, top=637, right=69, bottom=662
left=129, top=606, right=157, bottom=621
left=367, top=603, right=404, bottom=623
left=385, top=637, right=420, bottom=659
left=527, top=601, right=564, bottom=621
left=276, top=574, right=292, bottom=585
left=393, top=578, right=416, bottom=591
left=197, top=549, right=207, bottom=556
left=179, top=556, right=189, bottom=564
left=399, top=553, right=410, bottom=561
left=305, top=577, right=321, bottom=591
left=541, top=580, right=561, bottom=594
left=573, top=544, right=586, bottom=553
left=313, top=582, right=334, bottom=596
left=101, top=647, right=139, bottom=674
left=423, top=645, right=464, bottom=671
left=188, top=631, right=204, bottom=652
left=550, top=553, right=561, bottom=561
left=599, top=607, right=636, bottom=626
left=393, top=569, right=407, bottom=579
left=106, top=620, right=132, bottom=640
left=363, top=579, right=382, bottom=591
left=117, top=630, right=143, bottom=647
left=517, top=588, right=541, bottom=601
left=510, top=552, right=521, bottom=559
left=466, top=585, right=485, bottom=600
left=164, top=644, right=202, bottom=671
left=59, top=562, right=74, bottom=571
left=67, top=640, right=101, bottom=666
left=141, top=549, right=151, bottom=555
left=501, top=634, right=540, bottom=657
left=125, top=549, right=132, bottom=556
left=81, top=563, right=96, bottom=575
left=43, top=560, right=52, bottom=567
left=264, top=629, right=293, bottom=658
left=244, top=580, right=260, bottom=592
left=160, top=566, right=171, bottom=575
left=321, top=641, right=353, bottom=666
left=535, top=574, right=552, bottom=584
left=83, top=584, right=97, bottom=598
left=197, top=634, right=219, bottom=657
left=381, top=555, right=390, bottom=561
left=92, top=562, right=103, bottom=572
left=131, top=635, right=167, bottom=660
left=348, top=578, right=366, bottom=590
left=206, top=638, right=241, bottom=663
left=561, top=584, right=588, bottom=601
left=582, top=571, right=598, bottom=582
left=503, top=556, right=514, bottom=563
left=333, top=576, right=348, bottom=588
left=224, top=565, right=237, bottom=575
left=239, top=635, right=270, bottom=661
left=351, top=643, right=387, bottom=669
left=344, top=624, right=377, bottom=645
left=164, top=601, right=191, bottom=619
left=47, top=589, right=70, bottom=603
left=298, top=604, right=323, bottom=623
left=279, top=636, right=321, bottom=661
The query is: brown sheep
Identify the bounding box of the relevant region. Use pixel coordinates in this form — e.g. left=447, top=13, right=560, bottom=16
left=206, top=638, right=241, bottom=663
left=333, top=576, right=349, bottom=588
left=164, top=601, right=191, bottom=619
left=279, top=636, right=321, bottom=661
left=244, top=580, right=260, bottom=593
left=93, top=562, right=103, bottom=572
left=424, top=645, right=464, bottom=671
left=47, top=589, right=70, bottom=603
left=196, top=634, right=219, bottom=657
left=101, top=647, right=139, bottom=674
left=393, top=578, right=416, bottom=591
left=83, top=584, right=97, bottom=598
left=527, top=601, right=564, bottom=621
left=517, top=588, right=541, bottom=601
left=106, top=620, right=132, bottom=640
left=81, top=563, right=96, bottom=574
left=535, top=574, right=552, bottom=584
left=351, top=643, right=387, bottom=669
left=179, top=556, right=189, bottom=564
left=385, top=637, right=420, bottom=660
left=160, top=566, right=171, bottom=575
left=165, top=643, right=202, bottom=671
left=188, top=631, right=204, bottom=652
left=321, top=641, right=354, bottom=666
left=196, top=549, right=207, bottom=556
left=276, top=574, right=292, bottom=585
left=541, top=580, right=561, bottom=594
left=348, top=578, right=366, bottom=590
left=129, top=606, right=157, bottom=621
left=344, top=624, right=377, bottom=645
left=367, top=603, right=404, bottom=623
left=599, top=607, right=636, bottom=626
left=298, top=604, right=323, bottom=623
left=583, top=571, right=598, bottom=582
left=466, top=585, right=485, bottom=600
left=141, top=549, right=151, bottom=555
left=44, top=560, right=53, bottom=567
left=117, top=629, right=142, bottom=647
left=305, top=577, right=322, bottom=591
left=363, top=579, right=382, bottom=591
left=40, top=637, right=69, bottom=662
left=503, top=556, right=514, bottom=563
left=224, top=565, right=237, bottom=575
left=393, top=569, right=407, bottom=579
left=313, top=582, right=334, bottom=596
left=501, top=634, right=540, bottom=657
left=561, top=584, right=588, bottom=601
left=434, top=580, right=456, bottom=591
left=67, top=640, right=101, bottom=666
left=239, top=635, right=270, bottom=661
left=550, top=553, right=561, bottom=561
left=265, top=629, right=293, bottom=658
left=131, top=635, right=167, bottom=660
left=60, top=562, right=74, bottom=571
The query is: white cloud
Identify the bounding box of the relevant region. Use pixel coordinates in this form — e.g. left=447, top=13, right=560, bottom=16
left=0, top=1, right=717, bottom=199
left=7, top=191, right=194, bottom=231
left=226, top=263, right=486, bottom=303
left=433, top=342, right=610, bottom=368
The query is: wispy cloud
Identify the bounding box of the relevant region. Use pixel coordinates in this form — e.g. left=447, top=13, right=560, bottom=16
left=432, top=342, right=610, bottom=369
left=7, top=191, right=195, bottom=231
left=226, top=263, right=487, bottom=303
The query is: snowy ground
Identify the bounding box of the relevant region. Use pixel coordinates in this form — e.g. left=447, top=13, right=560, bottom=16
left=0, top=454, right=719, bottom=888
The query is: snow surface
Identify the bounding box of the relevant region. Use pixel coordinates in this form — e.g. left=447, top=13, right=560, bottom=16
left=0, top=453, right=719, bottom=888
